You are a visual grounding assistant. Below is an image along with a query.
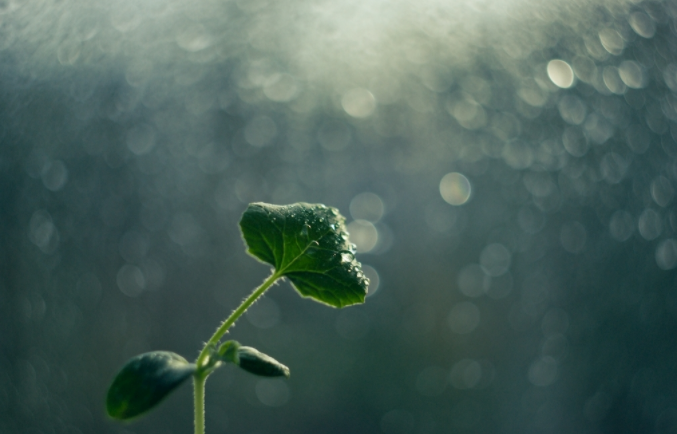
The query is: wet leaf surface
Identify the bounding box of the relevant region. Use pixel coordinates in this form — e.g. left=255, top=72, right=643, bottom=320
left=240, top=202, right=369, bottom=307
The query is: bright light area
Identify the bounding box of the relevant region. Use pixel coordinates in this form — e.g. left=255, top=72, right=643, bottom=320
left=440, top=173, right=471, bottom=206
left=547, top=59, right=575, bottom=88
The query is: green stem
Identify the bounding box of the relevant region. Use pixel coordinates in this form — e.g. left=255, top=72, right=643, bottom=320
left=193, top=270, right=281, bottom=434
left=194, top=373, right=206, bottom=434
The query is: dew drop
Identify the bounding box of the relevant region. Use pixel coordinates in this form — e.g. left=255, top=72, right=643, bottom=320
left=341, top=252, right=354, bottom=263
left=656, top=239, right=677, bottom=270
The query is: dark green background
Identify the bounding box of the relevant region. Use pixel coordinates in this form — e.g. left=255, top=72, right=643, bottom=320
left=1, top=1, right=677, bottom=433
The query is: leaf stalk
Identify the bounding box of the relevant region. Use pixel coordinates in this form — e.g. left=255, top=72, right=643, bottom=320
left=193, top=270, right=280, bottom=434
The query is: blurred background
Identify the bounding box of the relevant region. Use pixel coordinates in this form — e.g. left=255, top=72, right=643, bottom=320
left=2, top=0, right=677, bottom=433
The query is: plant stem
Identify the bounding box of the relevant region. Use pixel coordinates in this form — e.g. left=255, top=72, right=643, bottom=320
left=193, top=270, right=281, bottom=434
left=194, top=372, right=206, bottom=434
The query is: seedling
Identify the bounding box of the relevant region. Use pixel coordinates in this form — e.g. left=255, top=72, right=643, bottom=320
left=106, top=202, right=369, bottom=434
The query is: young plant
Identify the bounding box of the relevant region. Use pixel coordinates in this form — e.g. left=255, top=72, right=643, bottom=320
left=106, top=202, right=369, bottom=434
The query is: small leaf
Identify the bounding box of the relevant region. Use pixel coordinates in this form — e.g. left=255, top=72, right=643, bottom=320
left=217, top=340, right=240, bottom=364
left=236, top=346, right=290, bottom=378
left=106, top=351, right=196, bottom=420
left=239, top=202, right=369, bottom=308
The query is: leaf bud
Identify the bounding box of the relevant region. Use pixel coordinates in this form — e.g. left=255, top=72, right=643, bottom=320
left=236, top=346, right=290, bottom=378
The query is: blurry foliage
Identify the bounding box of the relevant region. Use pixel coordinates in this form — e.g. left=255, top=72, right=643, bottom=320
left=2, top=0, right=677, bottom=433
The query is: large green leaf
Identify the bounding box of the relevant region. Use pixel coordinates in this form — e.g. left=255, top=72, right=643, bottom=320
left=106, top=351, right=196, bottom=420
left=239, top=202, right=369, bottom=307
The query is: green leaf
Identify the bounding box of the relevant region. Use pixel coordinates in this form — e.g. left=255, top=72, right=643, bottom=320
left=106, top=351, right=196, bottom=420
left=239, top=202, right=369, bottom=308
left=217, top=340, right=240, bottom=364
left=214, top=341, right=289, bottom=377
left=236, top=346, right=290, bottom=378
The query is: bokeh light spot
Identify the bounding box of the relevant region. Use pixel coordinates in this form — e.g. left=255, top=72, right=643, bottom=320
left=450, top=359, right=482, bottom=389
left=618, top=61, right=645, bottom=89
left=346, top=220, right=378, bottom=253
left=341, top=88, right=376, bottom=118
left=479, top=243, right=511, bottom=277
left=651, top=176, right=674, bottom=207
left=609, top=210, right=634, bottom=241
left=255, top=379, right=290, bottom=407
left=629, top=12, right=656, bottom=38
left=598, top=28, right=625, bottom=55
left=116, top=264, right=145, bottom=297
left=41, top=160, right=69, bottom=192
left=528, top=356, right=558, bottom=386
left=245, top=297, right=280, bottom=329
left=440, top=172, right=471, bottom=205
left=176, top=24, right=212, bottom=52
left=547, top=60, right=574, bottom=88
left=361, top=265, right=380, bottom=296
left=126, top=124, right=157, bottom=155
left=656, top=239, right=677, bottom=270
left=457, top=264, right=489, bottom=298
left=29, top=210, right=59, bottom=254
left=639, top=209, right=663, bottom=241
left=349, top=192, right=384, bottom=222
left=263, top=73, right=299, bottom=102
